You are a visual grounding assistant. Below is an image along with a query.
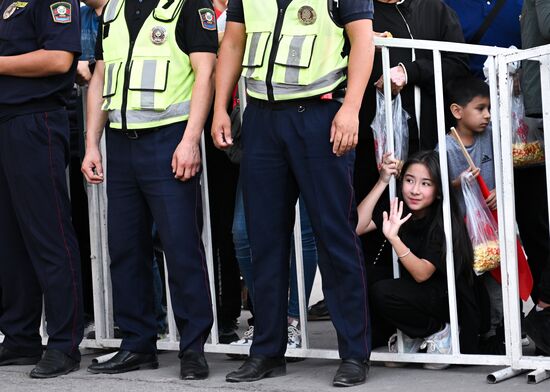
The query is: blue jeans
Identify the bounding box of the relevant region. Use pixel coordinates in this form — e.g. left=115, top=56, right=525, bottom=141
left=232, top=180, right=318, bottom=319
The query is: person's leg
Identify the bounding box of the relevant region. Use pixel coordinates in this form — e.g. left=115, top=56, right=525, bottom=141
left=285, top=100, right=370, bottom=361
left=370, top=278, right=449, bottom=339
left=288, top=196, right=318, bottom=320
left=232, top=180, right=254, bottom=303
left=0, top=112, right=83, bottom=360
left=105, top=129, right=157, bottom=354
left=0, top=120, right=42, bottom=359
left=138, top=123, right=213, bottom=354
left=241, top=103, right=299, bottom=359
left=204, top=125, right=241, bottom=332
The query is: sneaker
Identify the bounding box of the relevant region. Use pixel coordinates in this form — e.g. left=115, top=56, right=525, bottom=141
left=307, top=299, right=330, bottom=321
left=421, top=323, right=452, bottom=370
left=385, top=333, right=423, bottom=368
left=287, top=320, right=301, bottom=349
left=524, top=307, right=550, bottom=355
left=230, top=326, right=254, bottom=347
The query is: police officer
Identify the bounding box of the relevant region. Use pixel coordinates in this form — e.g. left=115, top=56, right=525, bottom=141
left=81, top=0, right=217, bottom=379
left=212, top=0, right=375, bottom=387
left=0, top=0, right=83, bottom=379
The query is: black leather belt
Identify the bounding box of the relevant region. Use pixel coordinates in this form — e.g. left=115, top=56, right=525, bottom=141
left=111, top=127, right=158, bottom=140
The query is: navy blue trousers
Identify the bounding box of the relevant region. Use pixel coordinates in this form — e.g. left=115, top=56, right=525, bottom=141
left=241, top=99, right=371, bottom=360
left=106, top=122, right=213, bottom=354
left=0, top=110, right=83, bottom=359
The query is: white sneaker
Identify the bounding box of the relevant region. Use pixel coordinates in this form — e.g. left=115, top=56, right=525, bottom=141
left=421, top=323, right=452, bottom=370
left=230, top=325, right=254, bottom=346
left=385, top=332, right=423, bottom=368
left=287, top=319, right=301, bottom=349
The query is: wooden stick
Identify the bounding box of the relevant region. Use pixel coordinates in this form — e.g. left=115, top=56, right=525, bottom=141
left=450, top=126, right=477, bottom=169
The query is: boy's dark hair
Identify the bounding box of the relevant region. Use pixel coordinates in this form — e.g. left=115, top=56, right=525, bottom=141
left=446, top=76, right=490, bottom=107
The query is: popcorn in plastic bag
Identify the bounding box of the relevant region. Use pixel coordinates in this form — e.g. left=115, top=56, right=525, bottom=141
left=461, top=172, right=500, bottom=274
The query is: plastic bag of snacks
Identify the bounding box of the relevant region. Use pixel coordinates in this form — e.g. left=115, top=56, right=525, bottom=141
left=371, top=91, right=410, bottom=170
left=461, top=172, right=500, bottom=274
left=510, top=74, right=545, bottom=167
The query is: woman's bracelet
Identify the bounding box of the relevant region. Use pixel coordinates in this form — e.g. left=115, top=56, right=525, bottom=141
left=397, top=248, right=411, bottom=259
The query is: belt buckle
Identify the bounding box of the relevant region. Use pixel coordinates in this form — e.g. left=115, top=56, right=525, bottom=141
left=124, top=130, right=139, bottom=139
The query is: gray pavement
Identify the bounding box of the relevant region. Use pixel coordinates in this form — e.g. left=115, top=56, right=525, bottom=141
left=0, top=350, right=546, bottom=392
left=1, top=315, right=548, bottom=392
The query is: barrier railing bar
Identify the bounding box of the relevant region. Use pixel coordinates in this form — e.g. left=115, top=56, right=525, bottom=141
left=433, top=49, right=460, bottom=355
left=162, top=253, right=178, bottom=343
left=497, top=54, right=524, bottom=368
left=200, top=132, right=219, bottom=345
left=293, top=201, right=310, bottom=349
left=501, top=43, right=550, bottom=63
left=373, top=37, right=517, bottom=57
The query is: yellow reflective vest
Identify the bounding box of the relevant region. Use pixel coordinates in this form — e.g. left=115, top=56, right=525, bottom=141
left=241, top=0, right=348, bottom=101
left=101, top=0, right=194, bottom=129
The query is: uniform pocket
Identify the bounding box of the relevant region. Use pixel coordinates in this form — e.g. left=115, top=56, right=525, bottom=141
left=273, top=34, right=317, bottom=85
left=128, top=58, right=170, bottom=110
left=102, top=62, right=122, bottom=98
left=242, top=31, right=271, bottom=68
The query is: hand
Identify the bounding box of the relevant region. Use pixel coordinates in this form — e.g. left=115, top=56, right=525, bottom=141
left=330, top=104, right=359, bottom=156
left=211, top=108, right=233, bottom=150
left=374, top=65, right=407, bottom=95
left=382, top=197, right=412, bottom=241
left=486, top=189, right=497, bottom=211
left=81, top=147, right=104, bottom=184
left=76, top=60, right=92, bottom=86
left=379, top=152, right=400, bottom=183
left=374, top=31, right=392, bottom=38
left=172, top=139, right=201, bottom=181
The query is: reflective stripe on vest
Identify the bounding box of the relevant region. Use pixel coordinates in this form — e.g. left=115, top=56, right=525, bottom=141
left=247, top=67, right=346, bottom=96
left=108, top=101, right=191, bottom=129
left=241, top=0, right=348, bottom=101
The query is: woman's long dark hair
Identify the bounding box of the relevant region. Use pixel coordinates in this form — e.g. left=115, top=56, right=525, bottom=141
left=399, top=150, right=474, bottom=283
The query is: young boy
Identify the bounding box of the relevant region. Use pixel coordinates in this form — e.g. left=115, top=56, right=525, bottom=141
left=444, top=76, right=495, bottom=214
left=438, top=76, right=502, bottom=352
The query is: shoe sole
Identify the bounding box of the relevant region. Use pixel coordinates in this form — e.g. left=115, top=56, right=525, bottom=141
left=226, top=364, right=286, bottom=382
left=29, top=363, right=80, bottom=379
left=181, top=371, right=209, bottom=380
left=333, top=377, right=366, bottom=387
left=87, top=361, right=159, bottom=374
left=0, top=356, right=41, bottom=366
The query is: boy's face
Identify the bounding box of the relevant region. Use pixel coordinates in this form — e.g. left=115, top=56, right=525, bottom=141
left=457, top=96, right=491, bottom=133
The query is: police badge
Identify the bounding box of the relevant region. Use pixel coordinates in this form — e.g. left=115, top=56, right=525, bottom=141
left=297, top=5, right=316, bottom=25
left=3, top=2, right=18, bottom=19
left=151, top=26, right=167, bottom=45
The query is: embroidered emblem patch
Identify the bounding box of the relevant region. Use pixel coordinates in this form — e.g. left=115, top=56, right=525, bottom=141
left=151, top=26, right=167, bottom=45
left=198, top=8, right=216, bottom=31
left=3, top=2, right=27, bottom=20
left=50, top=1, right=72, bottom=24
left=297, top=5, right=316, bottom=25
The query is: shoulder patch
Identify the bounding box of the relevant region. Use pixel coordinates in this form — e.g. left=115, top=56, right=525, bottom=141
left=198, top=8, right=216, bottom=31
left=50, top=1, right=72, bottom=24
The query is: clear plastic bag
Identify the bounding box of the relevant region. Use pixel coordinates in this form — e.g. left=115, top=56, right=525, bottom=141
left=371, top=91, right=410, bottom=169
left=461, top=172, right=500, bottom=275
left=510, top=74, right=545, bottom=167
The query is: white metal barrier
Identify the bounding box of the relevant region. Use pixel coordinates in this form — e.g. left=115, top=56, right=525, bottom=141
left=2, top=38, right=550, bottom=383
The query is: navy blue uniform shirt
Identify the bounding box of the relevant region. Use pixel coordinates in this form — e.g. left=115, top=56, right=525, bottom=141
left=227, top=0, right=374, bottom=25
left=0, top=0, right=81, bottom=123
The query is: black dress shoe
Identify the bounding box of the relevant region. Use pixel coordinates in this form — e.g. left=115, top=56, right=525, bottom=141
left=332, top=359, right=369, bottom=387
left=87, top=350, right=158, bottom=374
left=0, top=346, right=41, bottom=366
left=29, top=349, right=79, bottom=379
left=226, top=356, right=286, bottom=382
left=180, top=350, right=209, bottom=380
